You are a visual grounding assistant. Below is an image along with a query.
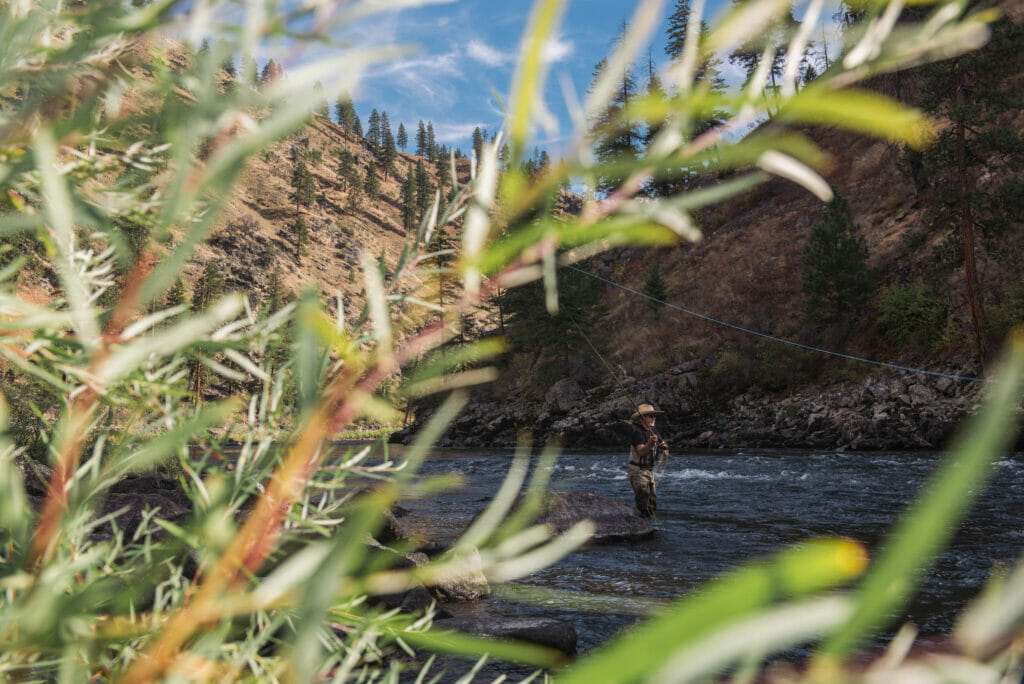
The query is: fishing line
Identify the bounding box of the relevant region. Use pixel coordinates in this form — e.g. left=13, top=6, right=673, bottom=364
left=565, top=311, right=668, bottom=474
left=566, top=265, right=989, bottom=384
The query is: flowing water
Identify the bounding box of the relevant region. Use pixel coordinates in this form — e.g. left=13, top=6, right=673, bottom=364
left=379, top=445, right=1023, bottom=663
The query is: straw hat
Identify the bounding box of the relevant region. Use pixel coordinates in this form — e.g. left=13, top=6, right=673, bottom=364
left=631, top=404, right=664, bottom=421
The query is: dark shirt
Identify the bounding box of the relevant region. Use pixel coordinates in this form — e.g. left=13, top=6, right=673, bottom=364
left=630, top=426, right=661, bottom=468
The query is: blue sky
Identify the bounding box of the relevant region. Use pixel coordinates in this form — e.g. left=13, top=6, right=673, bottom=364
left=340, top=0, right=840, bottom=156
left=344, top=0, right=708, bottom=155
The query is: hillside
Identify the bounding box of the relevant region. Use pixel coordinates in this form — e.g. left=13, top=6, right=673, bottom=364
left=190, top=114, right=471, bottom=323
left=403, top=14, right=1024, bottom=450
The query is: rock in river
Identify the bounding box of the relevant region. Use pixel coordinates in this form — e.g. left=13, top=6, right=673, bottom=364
left=528, top=490, right=654, bottom=543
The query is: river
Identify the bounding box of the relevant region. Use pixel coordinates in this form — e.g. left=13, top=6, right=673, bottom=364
left=378, top=445, right=1023, bottom=671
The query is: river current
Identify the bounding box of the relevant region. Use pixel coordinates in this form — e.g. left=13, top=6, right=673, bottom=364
left=380, top=446, right=1023, bottom=662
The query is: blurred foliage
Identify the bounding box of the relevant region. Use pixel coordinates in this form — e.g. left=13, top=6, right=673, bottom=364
left=0, top=0, right=1019, bottom=683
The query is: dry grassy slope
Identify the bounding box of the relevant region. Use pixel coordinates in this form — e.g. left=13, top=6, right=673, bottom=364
left=188, top=114, right=470, bottom=326
left=592, top=117, right=1021, bottom=380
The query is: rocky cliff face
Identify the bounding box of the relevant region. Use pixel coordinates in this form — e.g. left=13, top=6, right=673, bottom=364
left=396, top=356, right=992, bottom=452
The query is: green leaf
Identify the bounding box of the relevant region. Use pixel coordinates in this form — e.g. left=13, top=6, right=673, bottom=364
left=816, top=333, right=1024, bottom=661
left=778, top=87, right=934, bottom=149
left=398, top=627, right=567, bottom=669
left=558, top=538, right=867, bottom=684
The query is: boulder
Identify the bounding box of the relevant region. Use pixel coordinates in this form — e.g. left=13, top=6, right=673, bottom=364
left=434, top=616, right=577, bottom=655
left=545, top=378, right=583, bottom=414
left=432, top=547, right=491, bottom=602
left=526, top=490, right=654, bottom=543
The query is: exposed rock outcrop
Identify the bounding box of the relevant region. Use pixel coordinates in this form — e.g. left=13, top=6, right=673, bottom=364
left=396, top=357, right=988, bottom=451
left=522, top=490, right=654, bottom=543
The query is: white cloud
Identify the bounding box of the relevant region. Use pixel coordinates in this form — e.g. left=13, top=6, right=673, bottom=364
left=542, top=37, right=574, bottom=63
left=467, top=39, right=512, bottom=67
left=369, top=50, right=462, bottom=100
left=432, top=121, right=489, bottom=143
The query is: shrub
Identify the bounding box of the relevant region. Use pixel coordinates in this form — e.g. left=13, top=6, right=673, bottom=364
left=986, top=280, right=1024, bottom=346
left=877, top=279, right=947, bottom=349
left=753, top=339, right=812, bottom=392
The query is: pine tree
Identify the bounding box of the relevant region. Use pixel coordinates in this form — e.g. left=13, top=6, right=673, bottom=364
left=397, top=122, right=408, bottom=150
left=259, top=59, right=283, bottom=88
left=366, top=109, right=381, bottom=152
left=336, top=148, right=356, bottom=191
left=335, top=93, right=356, bottom=133
left=352, top=111, right=363, bottom=138
left=165, top=277, right=189, bottom=309
left=901, top=15, right=1024, bottom=370
left=416, top=121, right=427, bottom=157
left=589, top=41, right=641, bottom=195
left=413, top=159, right=432, bottom=216
left=498, top=261, right=608, bottom=368
left=801, top=192, right=873, bottom=333
left=400, top=172, right=417, bottom=232
left=292, top=217, right=310, bottom=256
left=346, top=175, right=362, bottom=211
left=191, top=262, right=225, bottom=402
left=434, top=151, right=451, bottom=190
left=727, top=0, right=801, bottom=107
left=642, top=263, right=668, bottom=311
left=290, top=159, right=316, bottom=213
left=220, top=55, right=236, bottom=80
left=471, top=127, right=484, bottom=161
left=380, top=128, right=398, bottom=181
left=363, top=162, right=380, bottom=201
left=379, top=111, right=391, bottom=150
left=426, top=122, right=436, bottom=161
left=265, top=267, right=286, bottom=313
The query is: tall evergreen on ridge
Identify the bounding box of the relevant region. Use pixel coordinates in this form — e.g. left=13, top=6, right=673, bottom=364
left=366, top=109, right=382, bottom=152
left=426, top=122, right=437, bottom=161
left=259, top=59, right=283, bottom=88
left=381, top=126, right=398, bottom=181
left=589, top=25, right=642, bottom=196
left=416, top=120, right=428, bottom=157
left=379, top=111, right=391, bottom=149
left=435, top=150, right=451, bottom=190
left=471, top=127, right=484, bottom=161
left=397, top=122, right=408, bottom=150
left=727, top=0, right=801, bottom=104
left=335, top=94, right=359, bottom=136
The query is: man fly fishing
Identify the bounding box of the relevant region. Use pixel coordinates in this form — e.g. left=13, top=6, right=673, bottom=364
left=627, top=403, right=668, bottom=518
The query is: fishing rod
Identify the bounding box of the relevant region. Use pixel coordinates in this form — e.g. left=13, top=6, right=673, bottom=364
left=565, top=312, right=668, bottom=471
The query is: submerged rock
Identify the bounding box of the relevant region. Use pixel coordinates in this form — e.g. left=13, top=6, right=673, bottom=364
left=434, top=616, right=577, bottom=655
left=527, top=490, right=654, bottom=543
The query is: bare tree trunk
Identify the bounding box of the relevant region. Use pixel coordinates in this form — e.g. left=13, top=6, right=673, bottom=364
left=194, top=360, right=203, bottom=406
left=955, top=62, right=989, bottom=374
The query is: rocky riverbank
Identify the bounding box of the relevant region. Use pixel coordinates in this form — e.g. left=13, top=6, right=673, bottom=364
left=396, top=356, right=994, bottom=452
